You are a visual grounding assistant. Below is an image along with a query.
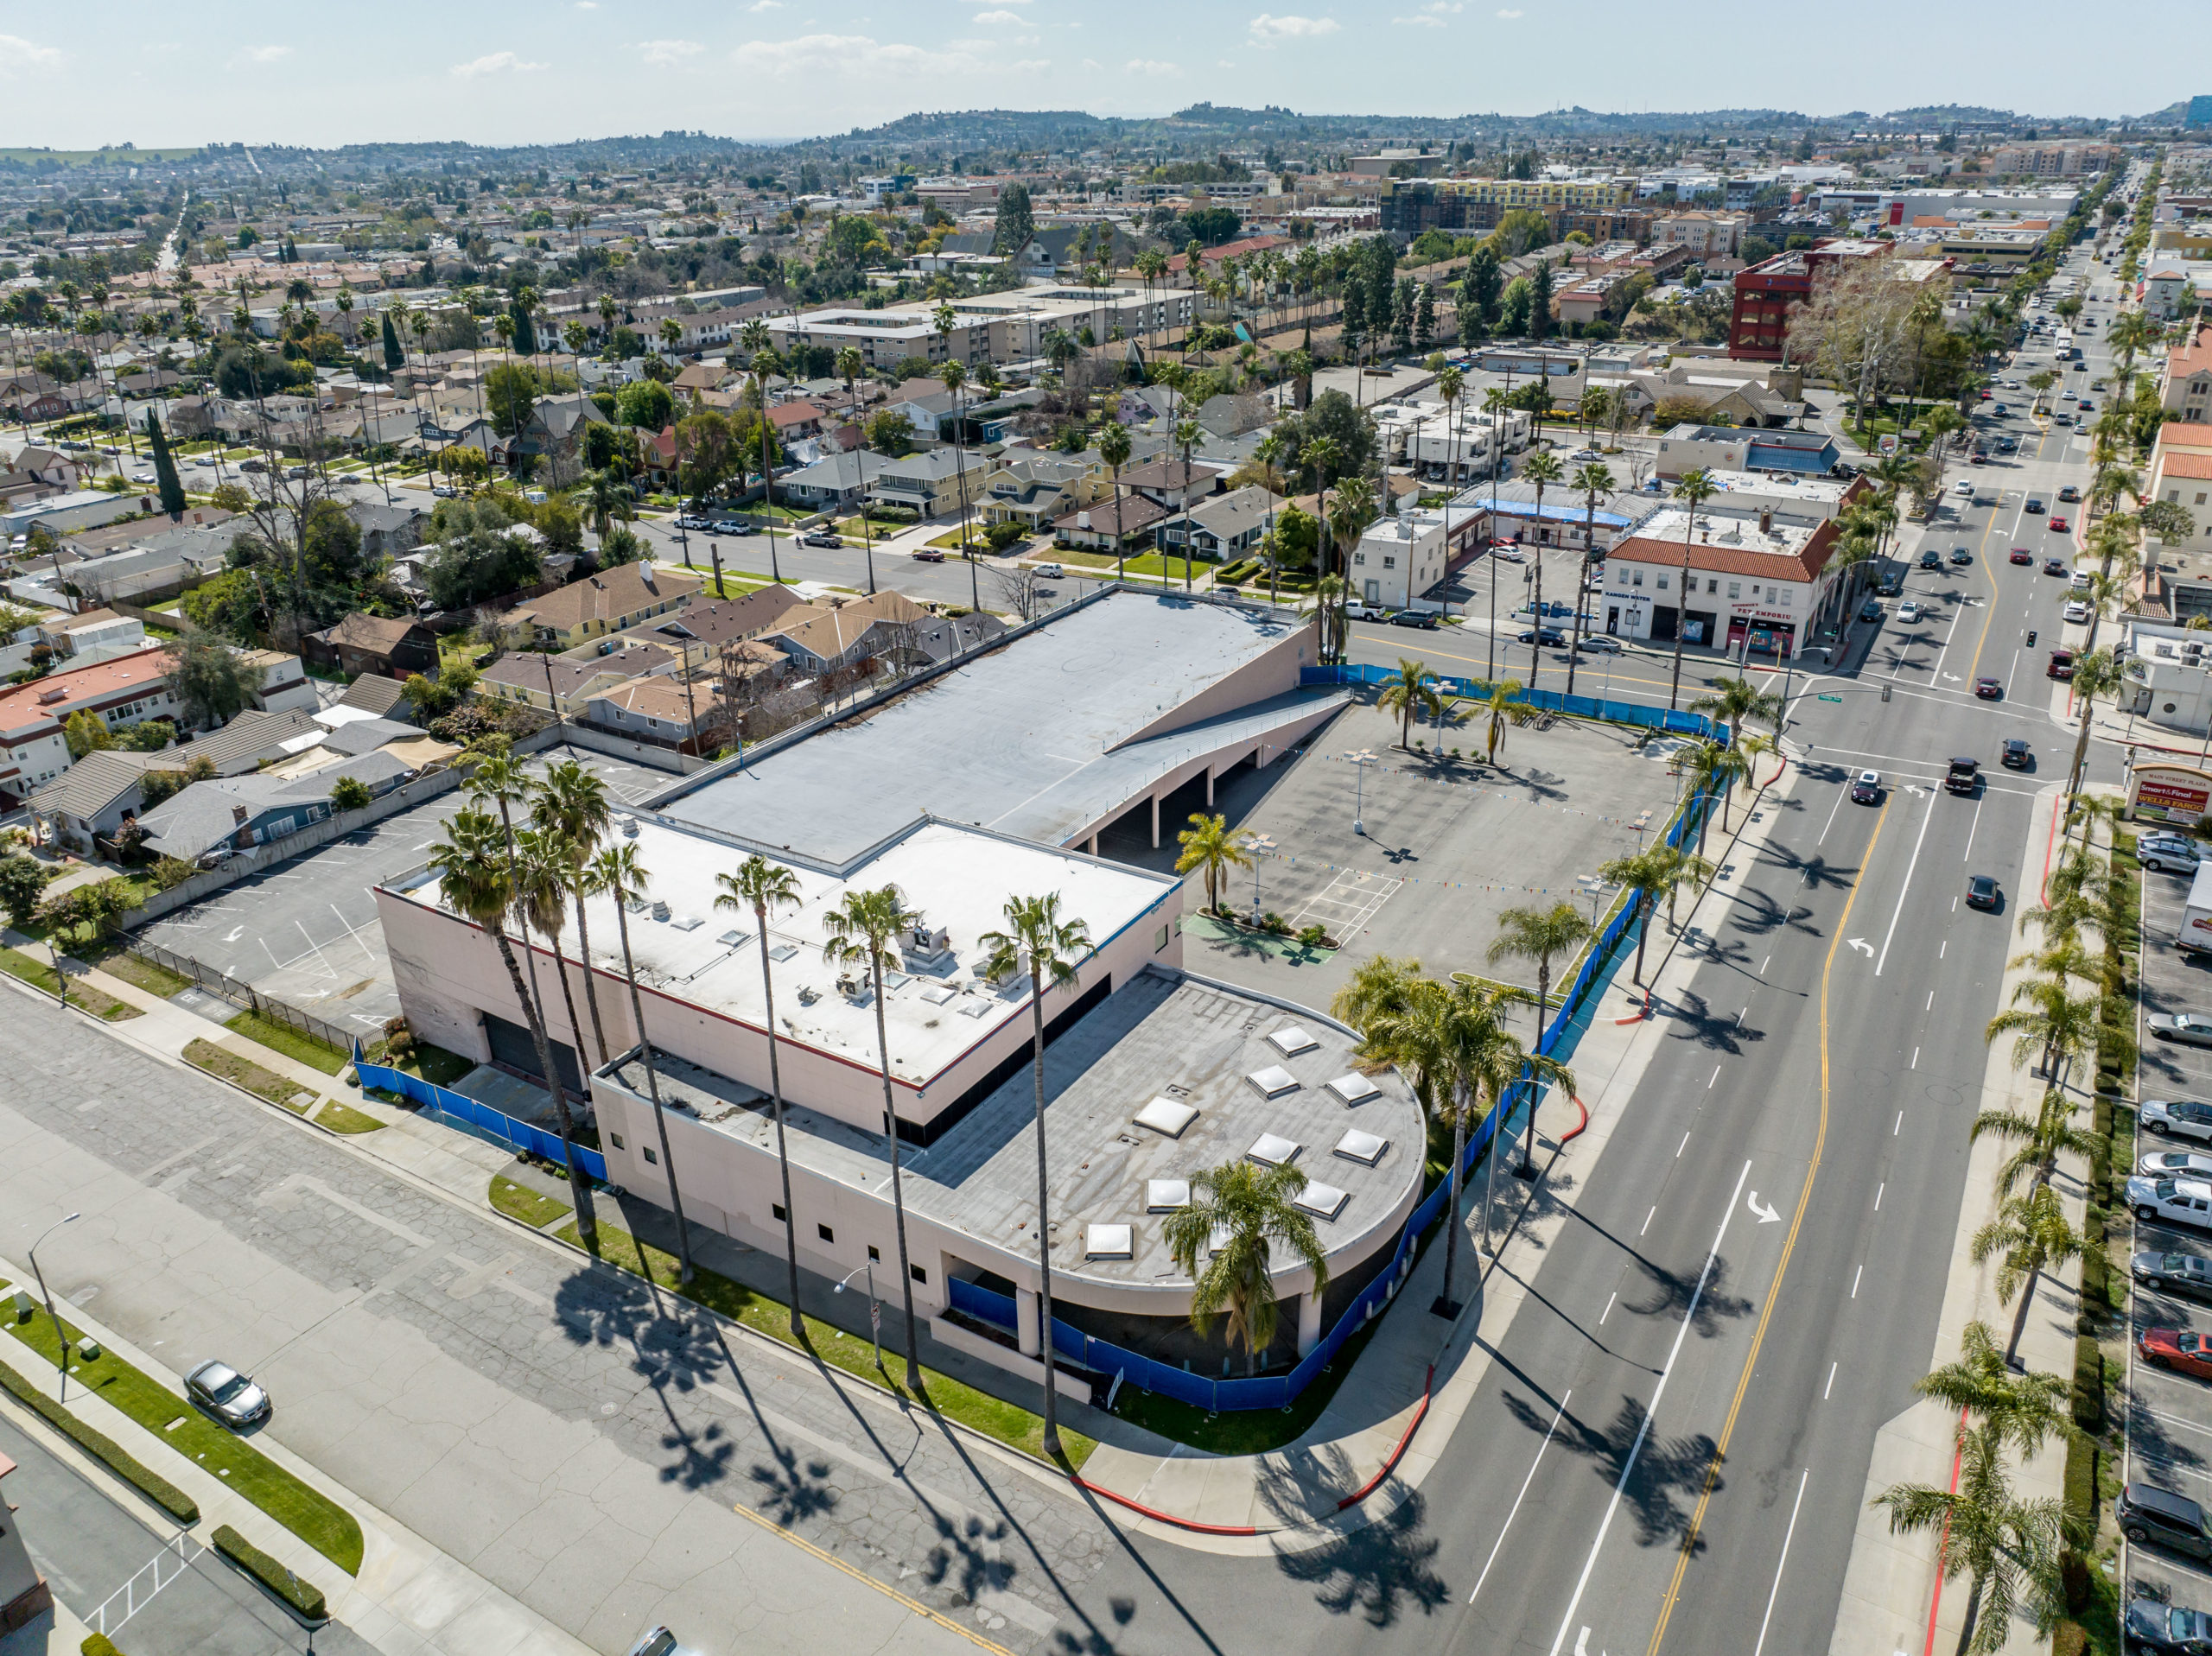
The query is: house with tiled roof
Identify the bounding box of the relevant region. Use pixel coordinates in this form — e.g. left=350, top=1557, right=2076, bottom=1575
left=0, top=644, right=178, bottom=807
left=2150, top=419, right=2212, bottom=557
left=499, top=561, right=702, bottom=650
left=1595, top=502, right=1846, bottom=658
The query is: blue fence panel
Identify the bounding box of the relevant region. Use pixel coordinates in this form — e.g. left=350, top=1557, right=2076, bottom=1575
left=1299, top=663, right=1725, bottom=745
left=948, top=1276, right=1017, bottom=1329
left=356, top=1059, right=610, bottom=1183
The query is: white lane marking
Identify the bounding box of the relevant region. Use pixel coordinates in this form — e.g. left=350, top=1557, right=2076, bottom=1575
left=1963, top=797, right=1985, bottom=863
left=1735, top=1006, right=1746, bottom=1028
left=1708, top=1065, right=1720, bottom=1088
left=1927, top=990, right=1935, bottom=1011
left=1468, top=1389, right=1574, bottom=1608
left=1751, top=1469, right=1813, bottom=1656
left=1676, top=1132, right=1691, bottom=1158
left=2003, top=645, right=2021, bottom=699
left=1894, top=1111, right=1904, bottom=1136
left=1760, top=955, right=1770, bottom=974
left=1599, top=1292, right=1616, bottom=1326
left=1852, top=1265, right=1863, bottom=1298
left=1546, top=1160, right=1753, bottom=1656
left=1876, top=780, right=1941, bottom=977
left=1824, top=1363, right=1838, bottom=1399
left=1941, top=940, right=1947, bottom=959
left=1875, top=1183, right=1885, bottom=1212
left=1641, top=1206, right=1656, bottom=1236
left=1912, top=1046, right=1920, bottom=1068
left=1817, top=784, right=1847, bottom=847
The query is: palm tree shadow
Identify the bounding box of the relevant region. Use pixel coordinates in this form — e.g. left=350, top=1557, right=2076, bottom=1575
left=923, top=1509, right=1018, bottom=1604
left=1758, top=839, right=1859, bottom=897
left=1499, top=1392, right=1719, bottom=1551
left=1272, top=1490, right=1451, bottom=1627
left=1623, top=1253, right=1754, bottom=1339
left=750, top=1442, right=842, bottom=1526
left=1661, top=990, right=1767, bottom=1056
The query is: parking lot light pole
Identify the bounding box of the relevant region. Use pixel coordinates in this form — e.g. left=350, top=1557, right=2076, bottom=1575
left=29, top=1212, right=79, bottom=1402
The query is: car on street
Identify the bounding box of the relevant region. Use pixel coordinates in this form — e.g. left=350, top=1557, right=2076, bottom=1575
left=1965, top=873, right=2000, bottom=910
left=2134, top=1249, right=2212, bottom=1301
left=1389, top=608, right=1440, bottom=629
left=2079, top=399, right=2096, bottom=413
left=2145, top=1101, right=2212, bottom=1143
left=1569, top=447, right=1600, bottom=461
left=2025, top=497, right=2046, bottom=513
left=432, top=484, right=457, bottom=498
left=131, top=470, right=154, bottom=485
left=1858, top=599, right=1885, bottom=622
left=1950, top=547, right=1973, bottom=565
left=2141, top=1326, right=2212, bottom=1382
left=2143, top=1152, right=2212, bottom=1180
left=626, top=1629, right=700, bottom=1656
left=1516, top=626, right=1567, bottom=647
left=2124, top=1598, right=2212, bottom=1653
left=2063, top=600, right=2092, bottom=624
left=2142, top=834, right=2203, bottom=873
left=675, top=514, right=709, bottom=530
left=1951, top=479, right=1975, bottom=498
left=1342, top=600, right=1386, bottom=620
left=1897, top=601, right=1924, bottom=623
left=2044, top=556, right=2069, bottom=575
left=2130, top=1176, right=2212, bottom=1230
left=1974, top=676, right=2003, bottom=699
left=1851, top=770, right=1881, bottom=803
left=2058, top=485, right=2081, bottom=503
left=912, top=547, right=945, bottom=562
left=2009, top=548, right=2033, bottom=564
left=2153, top=1015, right=2212, bottom=1048
left=2047, top=649, right=2075, bottom=680
left=2051, top=412, right=2073, bottom=426
left=2050, top=515, right=2070, bottom=532
left=1918, top=549, right=1942, bottom=568
left=2001, top=738, right=2032, bottom=769
left=799, top=530, right=842, bottom=548
left=1032, top=562, right=1064, bottom=580
left=1573, top=634, right=1623, bottom=655
left=185, top=1360, right=270, bottom=1428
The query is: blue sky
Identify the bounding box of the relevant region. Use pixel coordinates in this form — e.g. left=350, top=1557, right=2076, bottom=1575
left=0, top=3, right=2190, bottom=152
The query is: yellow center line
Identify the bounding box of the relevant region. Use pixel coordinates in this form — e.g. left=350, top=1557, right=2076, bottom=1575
left=729, top=1500, right=1018, bottom=1656
left=1960, top=486, right=2013, bottom=685
left=1643, top=795, right=1891, bottom=1656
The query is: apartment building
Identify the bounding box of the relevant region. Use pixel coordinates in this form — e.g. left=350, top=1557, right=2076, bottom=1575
left=0, top=644, right=178, bottom=806
left=1651, top=211, right=1752, bottom=259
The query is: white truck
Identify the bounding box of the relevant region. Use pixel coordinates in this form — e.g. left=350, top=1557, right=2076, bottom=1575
left=2179, top=860, right=2212, bottom=955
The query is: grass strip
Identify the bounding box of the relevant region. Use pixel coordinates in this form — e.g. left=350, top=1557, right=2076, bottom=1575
left=222, top=1012, right=348, bottom=1075
left=92, top=949, right=193, bottom=999
left=311, top=1099, right=385, bottom=1135
left=183, top=1039, right=315, bottom=1110
left=213, top=1524, right=327, bottom=1622
left=550, top=1216, right=1095, bottom=1469
left=7, top=1310, right=361, bottom=1573
left=0, top=1336, right=199, bottom=1522
left=489, top=1175, right=569, bottom=1228
left=0, top=948, right=139, bottom=1021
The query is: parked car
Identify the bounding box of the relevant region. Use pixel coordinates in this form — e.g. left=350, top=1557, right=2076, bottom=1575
left=2124, top=1598, right=2212, bottom=1653
left=2152, top=1015, right=2212, bottom=1048
left=2142, top=1327, right=2212, bottom=1382
left=1965, top=873, right=2000, bottom=910
left=1851, top=770, right=1881, bottom=803
left=1389, top=609, right=1440, bottom=630
left=432, top=484, right=458, bottom=498
left=2144, top=1101, right=2212, bottom=1143
left=2063, top=600, right=2092, bottom=624
left=1517, top=626, right=1567, bottom=647
left=2130, top=1176, right=2212, bottom=1230
left=1488, top=542, right=1526, bottom=563
left=1858, top=600, right=1885, bottom=623
left=799, top=530, right=842, bottom=548
left=2001, top=738, right=2032, bottom=769
left=2133, top=1249, right=2212, bottom=1301
left=1974, top=676, right=2002, bottom=699
left=1342, top=600, right=1386, bottom=620
left=185, top=1360, right=270, bottom=1428
left=2046, top=649, right=2075, bottom=680
left=2141, top=835, right=2203, bottom=873
left=2143, top=1152, right=2212, bottom=1179
left=1573, top=634, right=1623, bottom=655
left=1032, top=562, right=1065, bottom=580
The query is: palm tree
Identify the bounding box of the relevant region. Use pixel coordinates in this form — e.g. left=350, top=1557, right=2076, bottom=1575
left=510, top=826, right=595, bottom=1095
left=1565, top=461, right=1615, bottom=695
left=1600, top=844, right=1711, bottom=987
left=428, top=811, right=596, bottom=1246
left=1972, top=1183, right=2086, bottom=1366
left=1378, top=657, right=1444, bottom=750
left=1170, top=417, right=1205, bottom=591
left=976, top=894, right=1092, bottom=1457
left=1986, top=977, right=2107, bottom=1086
left=821, top=885, right=926, bottom=1391
left=2059, top=646, right=2121, bottom=803
left=1305, top=435, right=1345, bottom=661
left=1486, top=902, right=1592, bottom=1171
left=533, top=760, right=614, bottom=1066
left=1161, top=1159, right=1330, bottom=1376
left=1174, top=812, right=1253, bottom=917
left=1873, top=1419, right=2073, bottom=1656
left=1475, top=677, right=1534, bottom=765
left=1688, top=674, right=1781, bottom=746
left=1916, top=1320, right=2074, bottom=1460
left=1096, top=418, right=1132, bottom=581
left=1668, top=470, right=1716, bottom=710
left=1973, top=1088, right=2100, bottom=1202
left=1520, top=449, right=1565, bottom=686
left=589, top=841, right=696, bottom=1281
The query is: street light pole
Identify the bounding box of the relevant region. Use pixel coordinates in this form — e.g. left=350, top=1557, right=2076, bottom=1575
left=834, top=1262, right=883, bottom=1373
left=29, top=1212, right=79, bottom=1403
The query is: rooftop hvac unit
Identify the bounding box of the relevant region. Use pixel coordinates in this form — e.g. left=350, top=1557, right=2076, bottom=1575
left=619, top=814, right=639, bottom=838
left=651, top=899, right=671, bottom=922
left=909, top=921, right=950, bottom=956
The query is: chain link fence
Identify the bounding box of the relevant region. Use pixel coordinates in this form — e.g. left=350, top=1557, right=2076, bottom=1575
left=123, top=936, right=359, bottom=1055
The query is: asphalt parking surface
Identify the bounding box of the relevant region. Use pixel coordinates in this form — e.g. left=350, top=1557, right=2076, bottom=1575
left=135, top=746, right=666, bottom=1037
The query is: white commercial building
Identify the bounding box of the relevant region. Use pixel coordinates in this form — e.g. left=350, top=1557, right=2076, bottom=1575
left=1594, top=503, right=1847, bottom=658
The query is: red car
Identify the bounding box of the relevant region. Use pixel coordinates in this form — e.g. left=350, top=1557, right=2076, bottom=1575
left=912, top=547, right=946, bottom=562
left=1975, top=676, right=2003, bottom=699
left=2050, top=516, right=2071, bottom=533
left=2009, top=548, right=2033, bottom=564
left=2140, top=1325, right=2212, bottom=1381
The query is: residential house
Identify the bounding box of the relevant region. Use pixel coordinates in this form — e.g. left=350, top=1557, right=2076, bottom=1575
left=1053, top=493, right=1169, bottom=554
left=35, top=609, right=144, bottom=662
left=28, top=748, right=188, bottom=853
left=1195, top=394, right=1274, bottom=441
left=1155, top=487, right=1288, bottom=562
left=302, top=612, right=442, bottom=679
left=499, top=561, right=702, bottom=650
left=780, top=450, right=894, bottom=515
left=332, top=673, right=412, bottom=720
left=235, top=648, right=321, bottom=714
left=0, top=644, right=179, bottom=805
left=766, top=401, right=830, bottom=443
left=170, top=707, right=331, bottom=777
left=609, top=585, right=811, bottom=671
left=866, top=448, right=999, bottom=520
left=581, top=676, right=725, bottom=753
left=1117, top=458, right=1223, bottom=514
left=977, top=453, right=1106, bottom=532
left=347, top=500, right=431, bottom=558
left=478, top=641, right=680, bottom=716
left=762, top=591, right=931, bottom=676
left=138, top=751, right=412, bottom=865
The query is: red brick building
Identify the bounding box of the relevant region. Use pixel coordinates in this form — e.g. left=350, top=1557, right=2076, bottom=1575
left=1727, top=238, right=1895, bottom=362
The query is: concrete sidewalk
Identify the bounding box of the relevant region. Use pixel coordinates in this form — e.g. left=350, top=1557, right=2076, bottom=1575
left=1071, top=745, right=1808, bottom=1553
left=1825, top=777, right=2094, bottom=1656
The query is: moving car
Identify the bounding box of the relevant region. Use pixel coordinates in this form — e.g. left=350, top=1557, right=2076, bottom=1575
left=1974, top=676, right=2002, bottom=699
left=2145, top=1101, right=2212, bottom=1143
left=2058, top=485, right=2081, bottom=503
left=2047, top=649, right=2075, bottom=680
left=2025, top=497, right=2046, bottom=514
left=1851, top=770, right=1881, bottom=803
left=2155, top=1015, right=2212, bottom=1048
left=1965, top=873, right=2000, bottom=909
left=799, top=530, right=843, bottom=548
left=1858, top=599, right=1885, bottom=622
left=2009, top=548, right=2033, bottom=564
left=1389, top=608, right=1440, bottom=630
left=2133, top=1249, right=2212, bottom=1300
left=2124, top=1599, right=2212, bottom=1653
left=185, top=1361, right=270, bottom=1428
left=1918, top=549, right=1943, bottom=569
left=1946, top=757, right=1980, bottom=796
left=1573, top=634, right=1623, bottom=655
left=1950, top=547, right=1973, bottom=565
left=1342, top=600, right=1386, bottom=620
left=2001, top=738, right=2032, bottom=769
left=2050, top=515, right=2070, bottom=532
left=2140, top=1326, right=2212, bottom=1382
left=2141, top=834, right=2202, bottom=873
left=2044, top=556, right=2069, bottom=575
left=1951, top=479, right=1975, bottom=498
left=1897, top=601, right=1924, bottom=623
left=912, top=547, right=945, bottom=562
left=2130, top=1176, right=2212, bottom=1230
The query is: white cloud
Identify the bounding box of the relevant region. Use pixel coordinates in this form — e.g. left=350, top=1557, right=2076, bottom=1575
left=634, top=38, right=703, bottom=67
left=239, top=43, right=291, bottom=64
left=0, top=34, right=64, bottom=75
left=450, top=50, right=547, bottom=79
left=575, top=2, right=596, bottom=9
left=732, top=34, right=1046, bottom=81
left=1125, top=57, right=1181, bottom=75
left=1496, top=7, right=1524, bottom=15
left=1249, top=13, right=1339, bottom=40
left=1393, top=12, right=1446, bottom=23
left=974, top=9, right=1026, bottom=20
left=747, top=0, right=783, bottom=11
left=1399, top=0, right=1461, bottom=18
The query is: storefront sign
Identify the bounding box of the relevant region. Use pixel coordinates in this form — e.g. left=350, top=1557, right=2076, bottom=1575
left=2133, top=764, right=2212, bottom=823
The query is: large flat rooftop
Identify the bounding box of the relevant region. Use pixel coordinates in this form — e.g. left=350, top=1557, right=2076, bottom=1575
left=648, top=591, right=1332, bottom=867
left=608, top=967, right=1424, bottom=1291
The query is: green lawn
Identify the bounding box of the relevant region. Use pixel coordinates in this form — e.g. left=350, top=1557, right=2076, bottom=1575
left=489, top=1175, right=569, bottom=1228
left=182, top=1038, right=315, bottom=1110
left=703, top=570, right=780, bottom=599
left=0, top=948, right=139, bottom=1021
left=1121, top=553, right=1212, bottom=582
left=311, top=1099, right=385, bottom=1135
left=551, top=1217, right=1094, bottom=1469
left=5, top=1310, right=362, bottom=1573
left=224, top=1011, right=350, bottom=1075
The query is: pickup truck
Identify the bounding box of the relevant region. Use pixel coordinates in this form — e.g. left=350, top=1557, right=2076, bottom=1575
left=1946, top=757, right=1980, bottom=796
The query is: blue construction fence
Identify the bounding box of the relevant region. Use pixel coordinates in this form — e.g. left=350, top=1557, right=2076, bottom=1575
left=947, top=779, right=1715, bottom=1414
left=1300, top=662, right=1727, bottom=743
left=354, top=1056, right=610, bottom=1184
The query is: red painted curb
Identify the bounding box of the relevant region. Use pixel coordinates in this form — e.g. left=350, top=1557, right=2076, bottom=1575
left=1336, top=1365, right=1435, bottom=1511
left=1070, top=1478, right=1261, bottom=1536
left=1560, top=1094, right=1591, bottom=1145
left=1922, top=1409, right=1970, bottom=1656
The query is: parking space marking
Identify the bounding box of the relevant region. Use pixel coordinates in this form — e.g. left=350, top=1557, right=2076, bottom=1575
left=1290, top=868, right=1403, bottom=936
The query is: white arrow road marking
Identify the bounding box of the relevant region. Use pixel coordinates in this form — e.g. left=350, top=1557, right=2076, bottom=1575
left=1942, top=672, right=1962, bottom=682
left=1747, top=1191, right=1782, bottom=1224
left=1847, top=938, right=1873, bottom=957
left=222, top=926, right=244, bottom=942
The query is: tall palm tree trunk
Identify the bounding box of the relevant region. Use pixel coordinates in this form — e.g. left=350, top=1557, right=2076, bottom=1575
left=490, top=928, right=595, bottom=1247
left=755, top=925, right=804, bottom=1340
left=872, top=960, right=924, bottom=1391
left=569, top=886, right=611, bottom=1065
left=1025, top=971, right=1062, bottom=1456
left=2003, top=1269, right=2039, bottom=1365
left=1435, top=1088, right=1468, bottom=1315
left=1528, top=483, right=1547, bottom=685
left=1521, top=960, right=1551, bottom=1175
left=613, top=901, right=693, bottom=1279
left=1633, top=895, right=1655, bottom=986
